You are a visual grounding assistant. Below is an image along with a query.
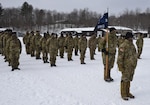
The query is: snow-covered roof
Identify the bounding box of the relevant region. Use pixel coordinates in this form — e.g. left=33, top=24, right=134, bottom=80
left=60, top=26, right=133, bottom=33
left=0, top=28, right=7, bottom=32
left=133, top=30, right=148, bottom=34
left=60, top=27, right=95, bottom=33
left=108, top=26, right=133, bottom=31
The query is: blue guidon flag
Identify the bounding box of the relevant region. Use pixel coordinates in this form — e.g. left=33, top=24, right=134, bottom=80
left=94, top=12, right=108, bottom=31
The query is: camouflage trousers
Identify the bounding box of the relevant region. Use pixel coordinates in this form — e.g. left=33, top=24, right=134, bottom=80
left=49, top=50, right=57, bottom=65
left=102, top=52, right=116, bottom=70
left=80, top=49, right=86, bottom=63
left=59, top=47, right=64, bottom=58
left=9, top=52, right=20, bottom=69
left=137, top=47, right=143, bottom=58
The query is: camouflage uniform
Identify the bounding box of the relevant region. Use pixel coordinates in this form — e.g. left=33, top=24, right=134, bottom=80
left=5, top=33, right=13, bottom=65
left=58, top=34, right=65, bottom=58
left=40, top=33, right=49, bottom=63
left=0, top=32, right=5, bottom=56
left=136, top=34, right=144, bottom=59
left=118, top=35, right=125, bottom=47
left=88, top=34, right=97, bottom=60
left=117, top=32, right=137, bottom=100
left=46, top=33, right=58, bottom=67
left=65, top=35, right=74, bottom=61
left=78, top=34, right=87, bottom=64
left=64, top=34, right=69, bottom=52
left=0, top=32, right=3, bottom=54
left=99, top=28, right=117, bottom=82
left=34, top=31, right=42, bottom=59
left=9, top=33, right=22, bottom=71
left=23, top=31, right=30, bottom=54
left=73, top=35, right=79, bottom=56
left=3, top=30, right=12, bottom=62
left=29, top=31, right=35, bottom=57
left=97, top=35, right=102, bottom=52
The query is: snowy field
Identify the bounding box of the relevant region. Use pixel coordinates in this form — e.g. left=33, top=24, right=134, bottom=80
left=0, top=37, right=150, bottom=105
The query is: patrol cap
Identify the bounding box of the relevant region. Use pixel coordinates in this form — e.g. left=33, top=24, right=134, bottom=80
left=109, top=27, right=116, bottom=32
left=11, top=32, right=17, bottom=38
left=51, top=33, right=55, bottom=36
left=125, top=32, right=133, bottom=39
left=12, top=32, right=16, bottom=35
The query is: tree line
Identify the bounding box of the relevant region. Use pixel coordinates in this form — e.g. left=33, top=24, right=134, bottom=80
left=0, top=2, right=150, bottom=32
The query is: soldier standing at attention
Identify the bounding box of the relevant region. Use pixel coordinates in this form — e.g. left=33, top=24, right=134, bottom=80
left=97, top=35, right=102, bottom=52
left=40, top=33, right=49, bottom=63
left=88, top=34, right=97, bottom=60
left=46, top=33, right=58, bottom=67
left=0, top=31, right=3, bottom=54
left=23, top=31, right=30, bottom=54
left=29, top=31, right=35, bottom=57
left=34, top=31, right=42, bottom=59
left=65, top=33, right=74, bottom=61
left=73, top=34, right=79, bottom=56
left=99, top=27, right=117, bottom=82
left=78, top=34, right=87, bottom=64
left=117, top=32, right=137, bottom=100
left=58, top=33, right=65, bottom=58
left=136, top=33, right=144, bottom=59
left=9, top=32, right=22, bottom=71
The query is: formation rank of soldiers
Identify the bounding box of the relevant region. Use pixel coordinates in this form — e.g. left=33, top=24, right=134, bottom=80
left=0, top=29, right=144, bottom=71
left=0, top=28, right=144, bottom=101
left=0, top=29, right=22, bottom=71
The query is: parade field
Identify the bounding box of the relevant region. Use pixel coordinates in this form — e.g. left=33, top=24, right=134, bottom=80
left=0, top=37, right=150, bottom=105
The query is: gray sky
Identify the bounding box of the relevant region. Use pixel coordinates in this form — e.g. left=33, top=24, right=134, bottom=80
left=1, top=0, right=150, bottom=15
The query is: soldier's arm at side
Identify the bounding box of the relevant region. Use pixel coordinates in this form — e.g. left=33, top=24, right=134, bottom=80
left=117, top=46, right=125, bottom=72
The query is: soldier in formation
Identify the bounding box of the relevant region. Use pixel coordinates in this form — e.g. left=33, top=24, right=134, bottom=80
left=136, top=33, right=144, bottom=59
left=88, top=33, right=97, bottom=60
left=29, top=31, right=35, bottom=57
left=117, top=32, right=137, bottom=100
left=74, top=34, right=79, bottom=56
left=46, top=33, right=58, bottom=67
left=9, top=32, right=22, bottom=71
left=99, top=27, right=118, bottom=82
left=23, top=31, right=30, bottom=54
left=58, top=33, right=65, bottom=58
left=78, top=34, right=87, bottom=64
left=97, top=35, right=102, bottom=52
left=2, top=29, right=12, bottom=62
left=0, top=30, right=22, bottom=71
left=0, top=31, right=4, bottom=54
left=40, top=33, right=49, bottom=63
left=34, top=31, right=42, bottom=59
left=65, top=33, right=74, bottom=61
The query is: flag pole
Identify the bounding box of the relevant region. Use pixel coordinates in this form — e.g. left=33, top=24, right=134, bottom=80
left=105, top=8, right=109, bottom=80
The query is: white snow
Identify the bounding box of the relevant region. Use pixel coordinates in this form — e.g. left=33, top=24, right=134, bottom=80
left=0, top=37, right=150, bottom=105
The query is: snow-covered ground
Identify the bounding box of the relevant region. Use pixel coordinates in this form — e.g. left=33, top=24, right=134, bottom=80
left=0, top=37, right=150, bottom=105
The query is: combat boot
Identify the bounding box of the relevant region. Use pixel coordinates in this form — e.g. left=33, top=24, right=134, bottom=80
left=127, top=81, right=135, bottom=98
left=81, top=62, right=86, bottom=64
left=108, top=69, right=114, bottom=82
left=121, top=81, right=129, bottom=101
left=105, top=78, right=111, bottom=82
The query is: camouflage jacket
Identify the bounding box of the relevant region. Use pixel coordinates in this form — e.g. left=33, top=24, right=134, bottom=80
left=99, top=32, right=118, bottom=54
left=78, top=36, right=87, bottom=51
left=136, top=36, right=143, bottom=48
left=117, top=39, right=137, bottom=72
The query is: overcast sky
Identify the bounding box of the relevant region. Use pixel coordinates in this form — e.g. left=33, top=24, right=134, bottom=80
left=1, top=0, right=150, bottom=15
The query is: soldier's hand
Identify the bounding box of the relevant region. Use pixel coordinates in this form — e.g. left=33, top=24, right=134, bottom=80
left=65, top=46, right=67, bottom=49
left=102, top=48, right=109, bottom=55
left=20, top=50, right=22, bottom=54
left=102, top=48, right=106, bottom=52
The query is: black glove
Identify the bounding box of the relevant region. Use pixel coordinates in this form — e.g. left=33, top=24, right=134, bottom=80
left=102, top=48, right=109, bottom=55
left=65, top=46, right=67, bottom=49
